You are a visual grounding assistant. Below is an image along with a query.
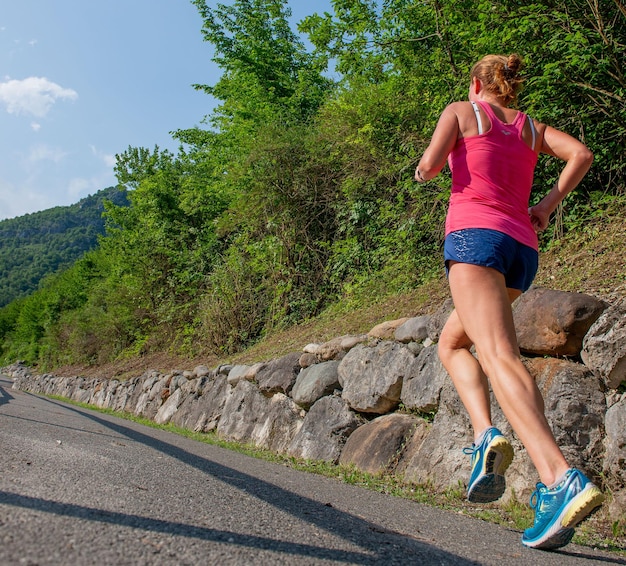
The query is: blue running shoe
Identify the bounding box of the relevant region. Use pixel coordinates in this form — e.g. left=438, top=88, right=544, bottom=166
left=463, top=427, right=514, bottom=503
left=522, top=468, right=605, bottom=550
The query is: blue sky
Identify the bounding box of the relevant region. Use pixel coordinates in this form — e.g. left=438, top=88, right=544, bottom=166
left=0, top=0, right=333, bottom=220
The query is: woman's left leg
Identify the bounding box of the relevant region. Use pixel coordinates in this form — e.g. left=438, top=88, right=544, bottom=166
left=438, top=310, right=492, bottom=440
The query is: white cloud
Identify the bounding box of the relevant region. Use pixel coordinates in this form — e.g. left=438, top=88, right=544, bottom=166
left=89, top=144, right=116, bottom=168
left=27, top=144, right=68, bottom=164
left=67, top=170, right=116, bottom=201
left=31, top=122, right=41, bottom=132
left=0, top=76, right=78, bottom=118
left=0, top=177, right=54, bottom=220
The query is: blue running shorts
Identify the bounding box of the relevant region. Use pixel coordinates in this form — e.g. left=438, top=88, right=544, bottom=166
left=444, top=228, right=538, bottom=292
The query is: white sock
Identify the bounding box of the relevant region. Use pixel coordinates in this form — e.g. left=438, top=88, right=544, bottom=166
left=547, top=469, right=571, bottom=490
left=474, top=427, right=490, bottom=446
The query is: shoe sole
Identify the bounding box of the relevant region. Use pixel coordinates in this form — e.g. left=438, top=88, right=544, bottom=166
left=522, top=484, right=605, bottom=550
left=467, top=436, right=514, bottom=503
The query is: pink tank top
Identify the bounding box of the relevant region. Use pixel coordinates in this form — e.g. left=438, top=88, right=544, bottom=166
left=446, top=101, right=539, bottom=250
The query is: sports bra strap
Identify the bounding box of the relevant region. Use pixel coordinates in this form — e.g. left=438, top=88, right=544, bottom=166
left=527, top=116, right=537, bottom=151
left=471, top=101, right=483, bottom=135
left=472, top=100, right=537, bottom=151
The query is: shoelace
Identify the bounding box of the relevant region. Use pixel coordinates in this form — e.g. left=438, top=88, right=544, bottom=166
left=529, top=483, right=547, bottom=509
left=462, top=445, right=476, bottom=456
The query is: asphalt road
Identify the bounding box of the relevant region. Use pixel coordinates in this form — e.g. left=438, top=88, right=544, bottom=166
left=0, top=375, right=623, bottom=566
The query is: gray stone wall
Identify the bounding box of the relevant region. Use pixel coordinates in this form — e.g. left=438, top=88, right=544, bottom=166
left=4, top=287, right=626, bottom=524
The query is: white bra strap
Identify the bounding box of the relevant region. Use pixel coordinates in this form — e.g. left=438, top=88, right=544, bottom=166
left=471, top=101, right=483, bottom=134
left=527, top=115, right=537, bottom=151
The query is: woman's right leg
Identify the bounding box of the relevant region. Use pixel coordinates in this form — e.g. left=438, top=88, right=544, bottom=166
left=446, top=261, right=569, bottom=486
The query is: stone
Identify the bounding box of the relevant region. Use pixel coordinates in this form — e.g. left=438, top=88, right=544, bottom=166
left=513, top=286, right=606, bottom=357
left=339, top=341, right=416, bottom=414
left=170, top=375, right=232, bottom=432
left=400, top=344, right=449, bottom=413
left=155, top=388, right=183, bottom=424
left=528, top=357, right=606, bottom=473
left=427, top=299, right=454, bottom=342
left=217, top=380, right=304, bottom=453
left=290, top=360, right=341, bottom=409
left=317, top=334, right=368, bottom=361
left=134, top=374, right=168, bottom=419
left=299, top=352, right=318, bottom=368
left=399, top=379, right=474, bottom=491
left=368, top=318, right=409, bottom=340
left=339, top=413, right=423, bottom=474
left=303, top=343, right=321, bottom=354
left=226, top=364, right=252, bottom=386
left=603, top=396, right=626, bottom=486
left=607, top=489, right=626, bottom=526
left=193, top=365, right=212, bottom=378
left=395, top=316, right=430, bottom=344
left=256, top=352, right=301, bottom=395
left=581, top=300, right=626, bottom=389
left=287, top=395, right=365, bottom=463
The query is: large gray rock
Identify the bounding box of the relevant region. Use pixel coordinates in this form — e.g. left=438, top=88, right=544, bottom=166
left=581, top=300, right=626, bottom=389
left=287, top=395, right=365, bottom=463
left=291, top=361, right=341, bottom=409
left=170, top=375, right=232, bottom=432
left=226, top=364, right=253, bottom=386
left=256, top=352, right=301, bottom=395
left=97, top=379, right=123, bottom=410
left=513, top=287, right=606, bottom=357
left=193, top=365, right=212, bottom=378
left=607, top=488, right=626, bottom=528
left=217, top=380, right=304, bottom=453
left=339, top=341, right=416, bottom=414
left=399, top=379, right=475, bottom=491
left=109, top=381, right=136, bottom=413
left=527, top=357, right=606, bottom=476
left=395, top=316, right=430, bottom=344
left=603, top=396, right=626, bottom=487
left=72, top=378, right=98, bottom=404
left=134, top=374, right=168, bottom=419
left=253, top=392, right=306, bottom=453
left=401, top=344, right=449, bottom=413
left=339, top=413, right=424, bottom=474
left=427, top=299, right=454, bottom=342
left=125, top=370, right=161, bottom=414
left=154, top=388, right=183, bottom=424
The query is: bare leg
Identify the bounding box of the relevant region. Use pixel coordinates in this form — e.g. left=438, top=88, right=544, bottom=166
left=445, top=261, right=569, bottom=485
left=438, top=310, right=492, bottom=440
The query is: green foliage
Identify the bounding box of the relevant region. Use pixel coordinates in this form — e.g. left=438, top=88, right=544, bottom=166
left=1, top=0, right=624, bottom=366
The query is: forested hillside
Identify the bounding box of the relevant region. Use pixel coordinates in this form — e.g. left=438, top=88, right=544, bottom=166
left=0, top=0, right=624, bottom=369
left=0, top=186, right=128, bottom=307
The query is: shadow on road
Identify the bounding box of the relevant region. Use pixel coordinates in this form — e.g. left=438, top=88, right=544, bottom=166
left=0, top=376, right=14, bottom=407
left=4, top=387, right=624, bottom=564
left=0, top=391, right=482, bottom=565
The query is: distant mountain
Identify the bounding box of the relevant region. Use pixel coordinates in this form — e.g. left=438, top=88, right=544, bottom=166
left=0, top=186, right=129, bottom=308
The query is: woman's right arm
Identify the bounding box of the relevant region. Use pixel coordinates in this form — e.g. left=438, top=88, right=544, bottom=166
left=415, top=104, right=461, bottom=183
left=528, top=126, right=593, bottom=232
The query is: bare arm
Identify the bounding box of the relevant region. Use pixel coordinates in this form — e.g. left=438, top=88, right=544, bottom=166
left=529, top=126, right=593, bottom=231
left=415, top=104, right=460, bottom=182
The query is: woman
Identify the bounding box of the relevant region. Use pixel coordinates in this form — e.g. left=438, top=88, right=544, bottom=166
left=415, top=54, right=604, bottom=550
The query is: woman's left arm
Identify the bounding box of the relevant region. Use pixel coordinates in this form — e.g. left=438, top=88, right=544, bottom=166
left=415, top=104, right=460, bottom=183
